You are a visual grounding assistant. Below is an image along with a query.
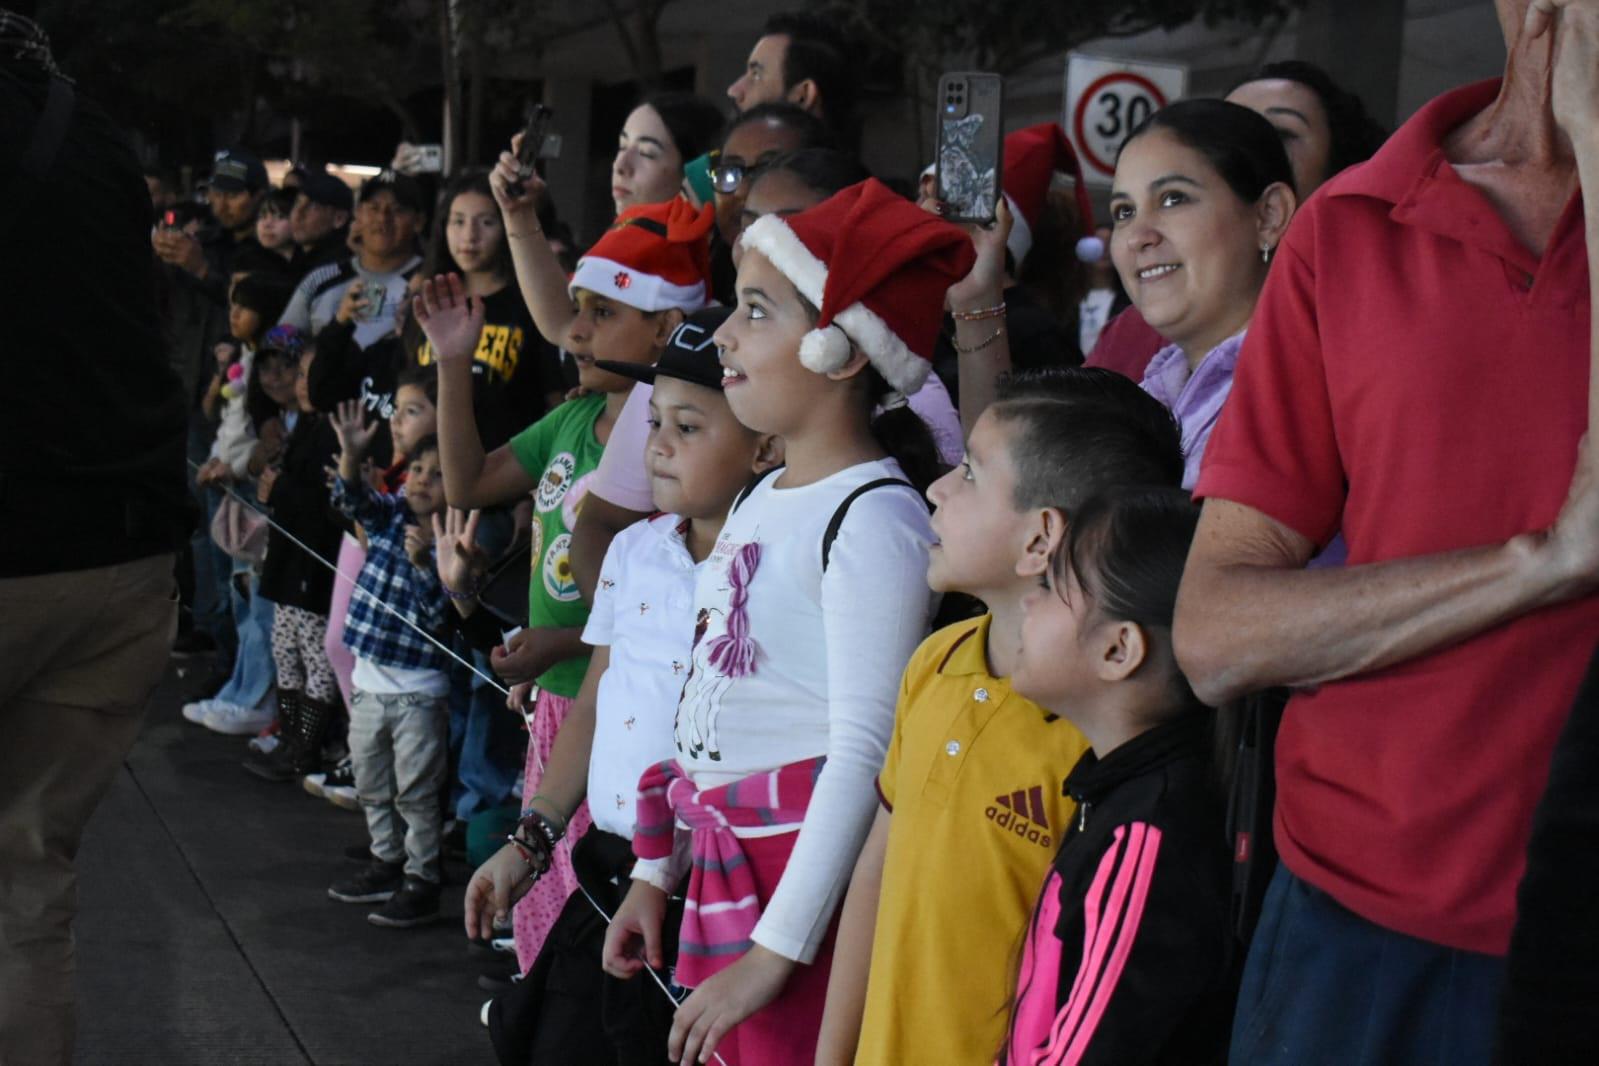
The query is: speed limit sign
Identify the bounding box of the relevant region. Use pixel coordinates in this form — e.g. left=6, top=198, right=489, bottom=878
left=1064, top=53, right=1188, bottom=185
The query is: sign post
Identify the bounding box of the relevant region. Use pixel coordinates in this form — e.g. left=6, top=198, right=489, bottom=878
left=1064, top=53, right=1189, bottom=186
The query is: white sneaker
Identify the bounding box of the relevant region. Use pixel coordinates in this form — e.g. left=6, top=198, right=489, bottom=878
left=199, top=700, right=275, bottom=736
left=181, top=699, right=220, bottom=725
left=480, top=999, right=492, bottom=1028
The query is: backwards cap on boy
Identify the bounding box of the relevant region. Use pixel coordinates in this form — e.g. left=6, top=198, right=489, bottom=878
left=737, top=178, right=976, bottom=396
left=569, top=197, right=716, bottom=314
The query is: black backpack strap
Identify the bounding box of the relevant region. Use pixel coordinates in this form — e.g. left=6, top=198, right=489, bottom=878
left=729, top=466, right=781, bottom=515
left=0, top=72, right=74, bottom=243
left=821, top=478, right=925, bottom=572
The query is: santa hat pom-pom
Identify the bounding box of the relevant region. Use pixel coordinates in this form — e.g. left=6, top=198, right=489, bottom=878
left=798, top=325, right=852, bottom=375
left=1075, top=235, right=1106, bottom=264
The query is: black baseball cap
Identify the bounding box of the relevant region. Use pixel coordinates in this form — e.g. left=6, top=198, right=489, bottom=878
left=359, top=169, right=427, bottom=213
left=298, top=170, right=354, bottom=212
left=209, top=146, right=268, bottom=192
left=596, top=306, right=732, bottom=390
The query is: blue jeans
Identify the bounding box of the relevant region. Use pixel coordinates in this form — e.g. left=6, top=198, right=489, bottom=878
left=448, top=646, right=523, bottom=821
left=185, top=424, right=235, bottom=657
left=211, top=566, right=275, bottom=709
left=1230, top=867, right=1505, bottom=1066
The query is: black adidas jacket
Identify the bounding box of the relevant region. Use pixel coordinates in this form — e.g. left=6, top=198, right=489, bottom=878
left=1000, top=710, right=1239, bottom=1066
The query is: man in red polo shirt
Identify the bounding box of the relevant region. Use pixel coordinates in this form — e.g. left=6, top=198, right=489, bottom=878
left=1174, top=2, right=1599, bottom=1062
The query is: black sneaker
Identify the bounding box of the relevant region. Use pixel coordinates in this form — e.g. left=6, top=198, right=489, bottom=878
left=327, top=859, right=403, bottom=903
left=368, top=877, right=441, bottom=928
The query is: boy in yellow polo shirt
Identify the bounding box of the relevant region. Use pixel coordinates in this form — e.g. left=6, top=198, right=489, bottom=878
left=815, top=369, right=1184, bottom=1065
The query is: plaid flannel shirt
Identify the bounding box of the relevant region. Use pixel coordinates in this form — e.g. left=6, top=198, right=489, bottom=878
left=331, top=475, right=448, bottom=672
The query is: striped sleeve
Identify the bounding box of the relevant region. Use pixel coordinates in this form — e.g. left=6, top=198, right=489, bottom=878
left=1004, top=822, right=1228, bottom=1066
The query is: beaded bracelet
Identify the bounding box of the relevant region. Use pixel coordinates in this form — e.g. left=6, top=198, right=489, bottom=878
left=520, top=794, right=570, bottom=836
left=517, top=806, right=566, bottom=856
left=443, top=577, right=484, bottom=602
left=951, top=324, right=1006, bottom=354
left=951, top=301, right=1007, bottom=322
left=506, top=832, right=552, bottom=871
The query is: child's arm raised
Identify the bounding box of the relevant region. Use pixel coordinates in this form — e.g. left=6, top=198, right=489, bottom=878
left=815, top=806, right=890, bottom=1066
left=414, top=274, right=540, bottom=508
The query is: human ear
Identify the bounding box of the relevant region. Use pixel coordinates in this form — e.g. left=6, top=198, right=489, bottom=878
left=653, top=307, right=686, bottom=347
left=1015, top=508, right=1067, bottom=578
left=786, top=79, right=819, bottom=112
left=750, top=433, right=785, bottom=473
left=1256, top=182, right=1298, bottom=255
left=823, top=346, right=871, bottom=382
left=1095, top=620, right=1148, bottom=682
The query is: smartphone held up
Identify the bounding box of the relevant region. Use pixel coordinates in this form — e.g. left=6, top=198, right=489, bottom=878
left=935, top=72, right=1004, bottom=225
left=506, top=103, right=562, bottom=198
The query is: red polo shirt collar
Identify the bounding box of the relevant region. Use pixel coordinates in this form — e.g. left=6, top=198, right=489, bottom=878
left=1326, top=78, right=1583, bottom=277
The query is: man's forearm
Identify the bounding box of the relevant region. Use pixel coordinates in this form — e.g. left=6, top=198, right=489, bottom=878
left=1176, top=511, right=1564, bottom=705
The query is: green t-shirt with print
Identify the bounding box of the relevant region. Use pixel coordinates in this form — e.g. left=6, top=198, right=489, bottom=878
left=507, top=393, right=607, bottom=697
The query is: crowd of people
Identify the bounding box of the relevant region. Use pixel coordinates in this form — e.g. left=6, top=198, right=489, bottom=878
left=4, top=2, right=1599, bottom=1065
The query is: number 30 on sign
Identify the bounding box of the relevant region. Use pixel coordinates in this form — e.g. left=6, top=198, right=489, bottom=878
left=1064, top=53, right=1188, bottom=185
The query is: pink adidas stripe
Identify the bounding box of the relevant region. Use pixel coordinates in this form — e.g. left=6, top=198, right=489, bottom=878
left=1034, top=823, right=1163, bottom=1066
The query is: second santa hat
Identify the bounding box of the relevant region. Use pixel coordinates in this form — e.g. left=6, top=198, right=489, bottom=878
left=738, top=178, right=976, bottom=396
left=569, top=196, right=715, bottom=312
left=1003, top=122, right=1099, bottom=265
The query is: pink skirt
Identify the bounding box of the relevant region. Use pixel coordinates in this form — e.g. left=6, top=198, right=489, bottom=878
left=680, top=829, right=840, bottom=1066
left=512, top=687, right=593, bottom=971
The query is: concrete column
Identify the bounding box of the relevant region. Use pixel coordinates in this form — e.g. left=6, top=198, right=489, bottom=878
left=1294, top=0, right=1407, bottom=127
left=542, top=76, right=594, bottom=239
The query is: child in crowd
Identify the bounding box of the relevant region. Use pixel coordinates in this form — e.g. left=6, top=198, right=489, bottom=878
left=245, top=328, right=345, bottom=782
left=599, top=179, right=970, bottom=1066
left=256, top=187, right=299, bottom=263
left=414, top=195, right=716, bottom=970
left=460, top=306, right=782, bottom=1060
left=1000, top=486, right=1236, bottom=1065
left=323, top=398, right=454, bottom=928
left=816, top=369, right=1185, bottom=1065
left=183, top=280, right=298, bottom=737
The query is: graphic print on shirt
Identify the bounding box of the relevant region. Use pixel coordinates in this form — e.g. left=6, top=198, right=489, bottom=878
left=535, top=451, right=578, bottom=513
left=542, top=533, right=579, bottom=602
left=675, top=532, right=751, bottom=761
left=986, top=785, right=1054, bottom=849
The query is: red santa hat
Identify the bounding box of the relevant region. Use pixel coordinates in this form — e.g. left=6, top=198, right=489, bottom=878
left=1002, top=123, right=1101, bottom=266
left=568, top=196, right=714, bottom=312
left=738, top=178, right=976, bottom=396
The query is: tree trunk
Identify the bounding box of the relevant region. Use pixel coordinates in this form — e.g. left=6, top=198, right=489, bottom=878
left=466, top=0, right=486, bottom=166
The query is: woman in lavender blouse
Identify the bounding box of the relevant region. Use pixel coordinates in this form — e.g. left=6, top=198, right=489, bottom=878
left=1106, top=99, right=1299, bottom=490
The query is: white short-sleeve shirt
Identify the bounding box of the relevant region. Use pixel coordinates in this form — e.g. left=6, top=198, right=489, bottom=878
left=581, top=512, right=701, bottom=839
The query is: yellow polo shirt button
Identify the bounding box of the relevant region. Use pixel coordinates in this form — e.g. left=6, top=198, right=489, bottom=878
left=945, top=740, right=961, bottom=756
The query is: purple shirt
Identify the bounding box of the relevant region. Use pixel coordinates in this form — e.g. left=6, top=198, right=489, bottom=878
left=1139, top=330, right=1246, bottom=490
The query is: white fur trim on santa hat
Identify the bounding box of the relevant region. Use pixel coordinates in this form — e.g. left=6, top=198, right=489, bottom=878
left=568, top=255, right=706, bottom=313
left=1005, top=192, right=1033, bottom=266
left=740, top=215, right=931, bottom=395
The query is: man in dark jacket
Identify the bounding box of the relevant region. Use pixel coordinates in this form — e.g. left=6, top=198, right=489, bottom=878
left=0, top=11, right=192, bottom=1064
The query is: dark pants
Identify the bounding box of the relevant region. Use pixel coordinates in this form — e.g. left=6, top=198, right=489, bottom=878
left=1230, top=866, right=1505, bottom=1066
left=490, top=830, right=681, bottom=1066
left=0, top=554, right=178, bottom=1065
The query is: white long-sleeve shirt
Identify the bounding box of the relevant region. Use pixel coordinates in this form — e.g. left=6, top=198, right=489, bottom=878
left=634, top=458, right=935, bottom=963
